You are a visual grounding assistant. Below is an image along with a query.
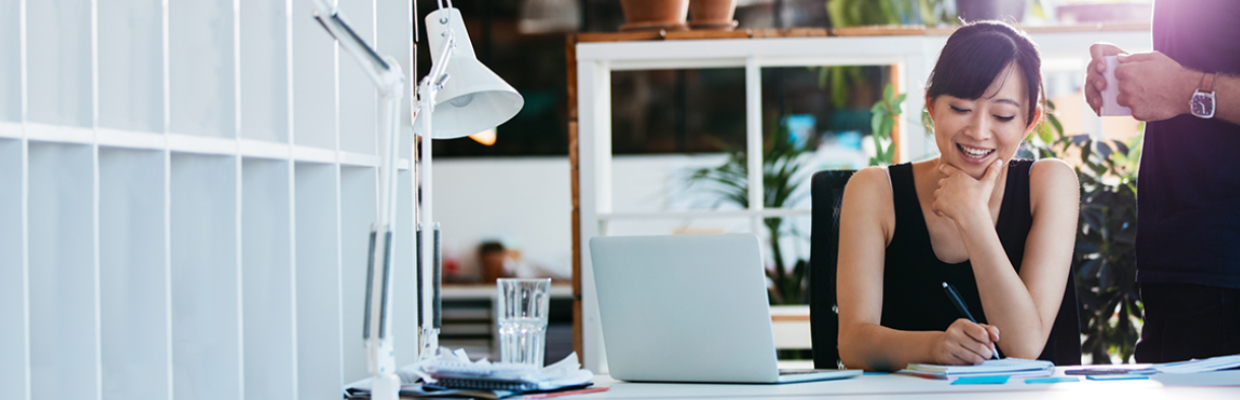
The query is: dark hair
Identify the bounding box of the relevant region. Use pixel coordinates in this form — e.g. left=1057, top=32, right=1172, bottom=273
left=926, top=21, right=1043, bottom=126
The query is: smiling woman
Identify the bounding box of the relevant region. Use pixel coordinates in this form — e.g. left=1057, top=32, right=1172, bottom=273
left=834, top=21, right=1081, bottom=371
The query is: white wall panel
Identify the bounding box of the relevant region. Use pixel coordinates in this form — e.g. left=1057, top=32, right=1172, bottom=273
left=170, top=153, right=239, bottom=400
left=168, top=0, right=235, bottom=137
left=0, top=139, right=26, bottom=400
left=291, top=0, right=337, bottom=149
left=98, top=148, right=167, bottom=400
left=97, top=0, right=163, bottom=132
left=28, top=142, right=96, bottom=400
left=336, top=0, right=376, bottom=156
left=241, top=159, right=294, bottom=400
left=26, top=0, right=92, bottom=127
left=339, top=166, right=375, bottom=383
left=294, top=162, right=342, bottom=400
left=240, top=0, right=289, bottom=143
left=375, top=0, right=413, bottom=161
left=0, top=0, right=21, bottom=122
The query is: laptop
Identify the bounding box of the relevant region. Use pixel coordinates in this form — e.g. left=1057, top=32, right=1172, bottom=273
left=589, top=233, right=862, bottom=384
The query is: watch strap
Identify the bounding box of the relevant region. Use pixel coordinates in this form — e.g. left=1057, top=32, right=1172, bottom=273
left=1200, top=72, right=1217, bottom=93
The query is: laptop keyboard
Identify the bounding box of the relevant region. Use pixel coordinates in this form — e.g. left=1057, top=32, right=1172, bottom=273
left=778, top=369, right=819, bottom=376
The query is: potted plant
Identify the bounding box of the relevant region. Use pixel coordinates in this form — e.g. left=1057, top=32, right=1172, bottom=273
left=1026, top=102, right=1143, bottom=364
left=688, top=0, right=738, bottom=30
left=619, top=0, right=690, bottom=31
left=686, top=119, right=817, bottom=305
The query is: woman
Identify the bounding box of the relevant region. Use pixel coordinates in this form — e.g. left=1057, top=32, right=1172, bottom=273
left=836, top=21, right=1079, bottom=371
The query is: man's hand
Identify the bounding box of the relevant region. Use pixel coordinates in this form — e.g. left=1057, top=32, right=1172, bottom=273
left=1114, top=52, right=1200, bottom=122
left=1084, top=43, right=1126, bottom=116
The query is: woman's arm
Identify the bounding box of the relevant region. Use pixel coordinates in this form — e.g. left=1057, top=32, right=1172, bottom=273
left=837, top=167, right=998, bottom=370
left=949, top=159, right=1079, bottom=359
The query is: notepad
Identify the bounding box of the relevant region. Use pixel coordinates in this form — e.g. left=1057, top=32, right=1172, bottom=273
left=903, top=358, right=1054, bottom=378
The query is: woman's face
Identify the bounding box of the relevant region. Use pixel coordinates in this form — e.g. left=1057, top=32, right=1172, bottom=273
left=930, top=62, right=1037, bottom=179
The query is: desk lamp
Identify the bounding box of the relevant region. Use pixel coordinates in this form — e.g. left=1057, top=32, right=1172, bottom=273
left=414, top=0, right=524, bottom=364
left=309, top=2, right=522, bottom=400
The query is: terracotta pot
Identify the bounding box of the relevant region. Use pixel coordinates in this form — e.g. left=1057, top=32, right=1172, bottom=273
left=688, top=0, right=736, bottom=24
left=619, top=0, right=689, bottom=31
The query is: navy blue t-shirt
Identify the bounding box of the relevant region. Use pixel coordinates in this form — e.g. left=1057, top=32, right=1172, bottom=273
left=1136, top=0, right=1240, bottom=288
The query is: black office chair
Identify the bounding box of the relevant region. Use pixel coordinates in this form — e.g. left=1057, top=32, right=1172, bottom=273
left=807, top=169, right=1081, bottom=369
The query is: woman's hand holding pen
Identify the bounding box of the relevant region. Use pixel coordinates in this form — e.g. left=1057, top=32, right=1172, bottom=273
left=933, top=319, right=1001, bottom=365
left=933, top=160, right=1003, bottom=227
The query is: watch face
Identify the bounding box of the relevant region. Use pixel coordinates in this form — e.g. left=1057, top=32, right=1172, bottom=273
left=1193, top=92, right=1216, bottom=118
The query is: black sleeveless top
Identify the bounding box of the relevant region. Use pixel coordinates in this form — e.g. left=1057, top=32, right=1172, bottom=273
left=879, top=160, right=1038, bottom=359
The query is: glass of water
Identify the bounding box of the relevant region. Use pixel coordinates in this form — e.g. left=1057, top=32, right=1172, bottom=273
left=497, top=278, right=551, bottom=366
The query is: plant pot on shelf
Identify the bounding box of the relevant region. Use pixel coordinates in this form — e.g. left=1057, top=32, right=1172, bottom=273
left=956, top=0, right=1026, bottom=23
left=688, top=0, right=738, bottom=30
left=619, top=0, right=690, bottom=32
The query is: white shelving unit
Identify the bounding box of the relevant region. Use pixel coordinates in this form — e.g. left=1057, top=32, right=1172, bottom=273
left=0, top=1, right=418, bottom=400
left=573, top=26, right=1152, bottom=373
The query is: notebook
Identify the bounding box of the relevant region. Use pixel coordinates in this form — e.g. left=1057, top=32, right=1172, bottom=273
left=903, top=358, right=1054, bottom=378
left=589, top=233, right=862, bottom=384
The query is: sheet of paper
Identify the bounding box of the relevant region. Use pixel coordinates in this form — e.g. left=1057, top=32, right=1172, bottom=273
left=1155, top=354, right=1240, bottom=374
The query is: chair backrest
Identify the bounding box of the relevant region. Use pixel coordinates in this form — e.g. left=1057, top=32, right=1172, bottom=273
left=808, top=169, right=855, bottom=369
left=808, top=169, right=1082, bottom=369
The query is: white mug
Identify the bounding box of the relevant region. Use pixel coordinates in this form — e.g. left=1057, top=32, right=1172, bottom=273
left=1101, top=55, right=1132, bottom=116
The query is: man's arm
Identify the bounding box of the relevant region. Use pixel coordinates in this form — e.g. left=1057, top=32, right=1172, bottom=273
left=1114, top=51, right=1240, bottom=125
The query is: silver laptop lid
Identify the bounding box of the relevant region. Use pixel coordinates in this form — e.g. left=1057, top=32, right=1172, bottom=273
left=590, top=234, right=781, bottom=383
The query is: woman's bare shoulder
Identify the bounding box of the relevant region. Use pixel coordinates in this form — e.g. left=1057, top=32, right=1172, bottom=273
left=1028, top=158, right=1079, bottom=211
left=844, top=166, right=893, bottom=196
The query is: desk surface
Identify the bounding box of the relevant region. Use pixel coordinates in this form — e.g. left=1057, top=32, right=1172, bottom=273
left=571, top=369, right=1240, bottom=399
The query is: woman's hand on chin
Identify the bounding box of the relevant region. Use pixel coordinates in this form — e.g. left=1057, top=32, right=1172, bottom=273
left=933, top=159, right=1003, bottom=225
left=932, top=319, right=1000, bottom=365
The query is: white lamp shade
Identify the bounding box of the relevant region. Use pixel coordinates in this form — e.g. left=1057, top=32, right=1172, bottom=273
left=422, top=8, right=524, bottom=139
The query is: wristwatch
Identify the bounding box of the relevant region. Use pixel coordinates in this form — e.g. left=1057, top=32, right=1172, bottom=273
left=1191, top=72, right=1217, bottom=119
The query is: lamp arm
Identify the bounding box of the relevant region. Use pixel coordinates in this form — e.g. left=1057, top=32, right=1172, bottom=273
left=412, top=30, right=455, bottom=365
left=309, top=2, right=407, bottom=400
left=311, top=1, right=405, bottom=95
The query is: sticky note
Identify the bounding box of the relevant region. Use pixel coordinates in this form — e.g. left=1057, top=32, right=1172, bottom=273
left=952, top=376, right=1010, bottom=385
left=1087, top=374, right=1149, bottom=381
left=1025, top=377, right=1079, bottom=384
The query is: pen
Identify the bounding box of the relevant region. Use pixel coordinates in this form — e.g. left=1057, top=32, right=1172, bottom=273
left=942, top=282, right=998, bottom=360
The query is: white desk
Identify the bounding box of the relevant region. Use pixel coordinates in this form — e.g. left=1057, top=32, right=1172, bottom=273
left=570, top=369, right=1240, bottom=399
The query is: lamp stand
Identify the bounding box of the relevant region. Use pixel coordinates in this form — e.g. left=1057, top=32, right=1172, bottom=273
left=414, top=32, right=457, bottom=361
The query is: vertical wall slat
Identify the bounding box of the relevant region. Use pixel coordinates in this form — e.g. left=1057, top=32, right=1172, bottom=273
left=170, top=153, right=240, bottom=400
left=0, top=0, right=21, bottom=122
left=168, top=0, right=235, bottom=137
left=28, top=143, right=97, bottom=400
left=295, top=163, right=344, bottom=400
left=291, top=0, right=337, bottom=150
left=241, top=159, right=295, bottom=400
left=25, top=0, right=92, bottom=127
left=98, top=149, right=167, bottom=400
left=97, top=0, right=163, bottom=132
left=0, top=139, right=27, bottom=400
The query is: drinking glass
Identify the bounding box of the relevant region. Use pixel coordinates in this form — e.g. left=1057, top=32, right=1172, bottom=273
left=497, top=278, right=551, bottom=366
